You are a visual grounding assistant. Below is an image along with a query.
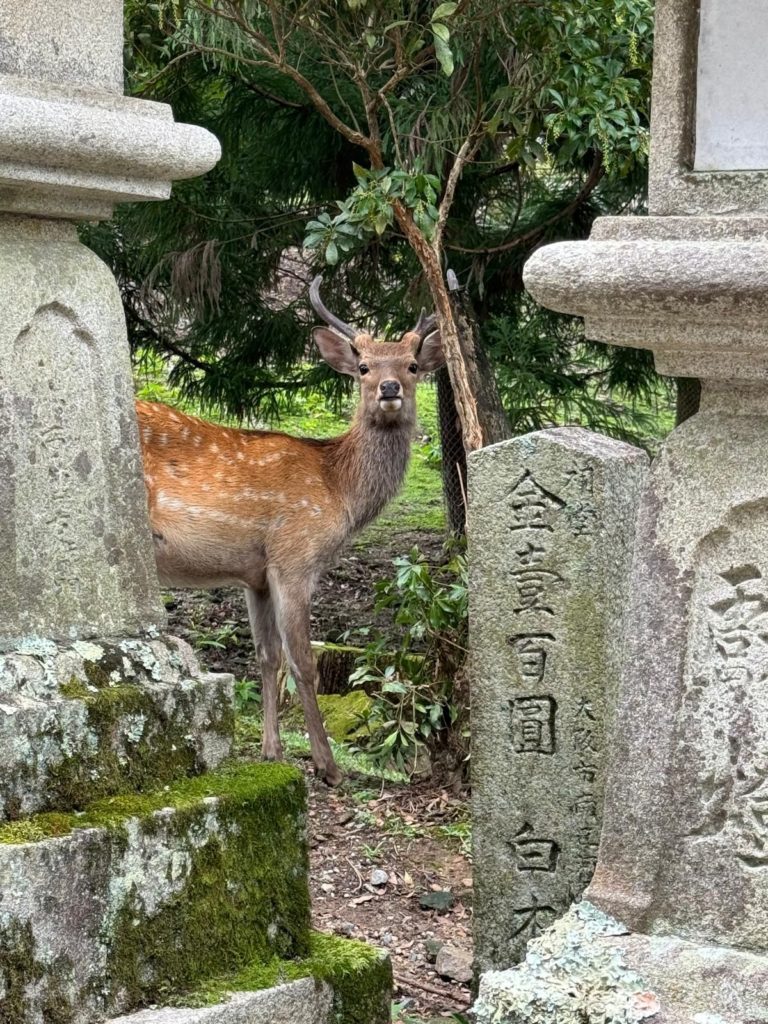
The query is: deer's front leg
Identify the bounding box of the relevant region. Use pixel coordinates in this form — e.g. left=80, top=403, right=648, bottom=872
left=245, top=586, right=283, bottom=762
left=269, top=571, right=343, bottom=787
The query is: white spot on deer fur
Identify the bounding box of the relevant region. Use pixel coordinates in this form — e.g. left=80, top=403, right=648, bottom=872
left=193, top=436, right=202, bottom=447
left=144, top=474, right=154, bottom=486
left=142, top=428, right=152, bottom=443
left=210, top=444, right=220, bottom=454
left=159, top=433, right=169, bottom=445
left=182, top=427, right=190, bottom=439
left=201, top=483, right=211, bottom=492
left=237, top=452, right=245, bottom=461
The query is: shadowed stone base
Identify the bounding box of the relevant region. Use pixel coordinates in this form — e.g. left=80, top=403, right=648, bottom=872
left=474, top=902, right=768, bottom=1023
left=0, top=634, right=233, bottom=818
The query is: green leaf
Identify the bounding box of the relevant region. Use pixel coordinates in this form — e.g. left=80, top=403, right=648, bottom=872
left=325, top=240, right=339, bottom=265
left=432, top=21, right=450, bottom=43
left=433, top=34, right=454, bottom=75
left=432, top=2, right=458, bottom=20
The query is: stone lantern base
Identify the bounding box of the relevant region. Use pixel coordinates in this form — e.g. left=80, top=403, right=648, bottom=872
left=475, top=902, right=768, bottom=1024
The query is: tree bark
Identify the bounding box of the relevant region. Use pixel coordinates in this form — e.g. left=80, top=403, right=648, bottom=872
left=436, top=367, right=468, bottom=534
left=675, top=377, right=701, bottom=425
left=393, top=203, right=510, bottom=452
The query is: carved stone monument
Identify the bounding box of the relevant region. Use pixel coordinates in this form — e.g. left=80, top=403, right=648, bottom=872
left=0, top=5, right=391, bottom=1022
left=475, top=0, right=768, bottom=1019
left=469, top=429, right=647, bottom=972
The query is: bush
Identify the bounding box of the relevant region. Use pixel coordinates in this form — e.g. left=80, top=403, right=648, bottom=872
left=350, top=544, right=469, bottom=785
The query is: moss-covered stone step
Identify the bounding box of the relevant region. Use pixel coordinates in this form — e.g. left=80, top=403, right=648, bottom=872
left=0, top=635, right=233, bottom=819
left=0, top=763, right=310, bottom=1024
left=110, top=933, right=392, bottom=1024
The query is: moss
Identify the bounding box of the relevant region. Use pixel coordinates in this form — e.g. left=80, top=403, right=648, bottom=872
left=48, top=682, right=202, bottom=811
left=0, top=761, right=301, bottom=842
left=177, top=932, right=392, bottom=1024
left=0, top=764, right=311, bottom=1019
left=302, top=933, right=392, bottom=1024
left=105, top=762, right=311, bottom=1006
left=0, top=919, right=74, bottom=1024
left=283, top=693, right=372, bottom=743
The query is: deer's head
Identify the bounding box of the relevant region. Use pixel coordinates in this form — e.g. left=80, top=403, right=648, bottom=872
left=310, top=276, right=445, bottom=428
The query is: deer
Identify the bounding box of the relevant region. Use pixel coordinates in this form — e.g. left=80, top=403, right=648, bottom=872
left=137, top=276, right=445, bottom=785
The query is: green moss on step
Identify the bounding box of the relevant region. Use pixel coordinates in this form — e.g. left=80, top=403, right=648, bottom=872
left=0, top=761, right=302, bottom=843
left=48, top=682, right=202, bottom=811
left=107, top=771, right=311, bottom=1005
left=0, top=764, right=311, bottom=1021
left=176, top=932, right=391, bottom=1024
left=303, top=933, right=392, bottom=1024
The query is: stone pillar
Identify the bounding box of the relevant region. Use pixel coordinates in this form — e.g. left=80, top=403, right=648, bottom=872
left=469, top=429, right=647, bottom=973
left=0, top=5, right=231, bottom=818
left=475, top=0, right=768, bottom=1019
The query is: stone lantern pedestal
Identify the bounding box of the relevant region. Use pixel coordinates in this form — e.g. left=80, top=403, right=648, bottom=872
left=0, top=6, right=391, bottom=1022
left=474, top=0, right=768, bottom=1019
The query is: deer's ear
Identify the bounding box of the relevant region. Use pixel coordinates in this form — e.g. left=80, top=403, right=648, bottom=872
left=313, top=327, right=361, bottom=376
left=415, top=330, right=445, bottom=374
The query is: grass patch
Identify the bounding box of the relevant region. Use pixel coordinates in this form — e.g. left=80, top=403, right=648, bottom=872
left=236, top=715, right=408, bottom=785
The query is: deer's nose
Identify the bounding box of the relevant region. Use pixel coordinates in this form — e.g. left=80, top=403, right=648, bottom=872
left=380, top=380, right=401, bottom=399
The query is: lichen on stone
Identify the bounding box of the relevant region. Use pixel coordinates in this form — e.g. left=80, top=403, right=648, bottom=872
left=474, top=901, right=659, bottom=1024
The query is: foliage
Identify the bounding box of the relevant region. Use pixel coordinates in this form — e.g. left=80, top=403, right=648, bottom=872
left=349, top=544, right=468, bottom=776
left=84, top=0, right=666, bottom=452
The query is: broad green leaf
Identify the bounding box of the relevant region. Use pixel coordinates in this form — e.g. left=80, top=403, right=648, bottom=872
left=433, top=34, right=454, bottom=76
left=432, top=2, right=458, bottom=20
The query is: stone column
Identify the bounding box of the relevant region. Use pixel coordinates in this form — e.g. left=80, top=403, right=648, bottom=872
left=0, top=4, right=232, bottom=819
left=469, top=429, right=647, bottom=973
left=475, top=0, right=768, bottom=1019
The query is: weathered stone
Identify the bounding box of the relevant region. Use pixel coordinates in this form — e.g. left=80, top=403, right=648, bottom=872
left=468, top=428, right=647, bottom=971
left=0, top=6, right=220, bottom=220
left=475, top=900, right=768, bottom=1024
left=0, top=216, right=165, bottom=641
left=647, top=0, right=768, bottom=216
left=588, top=384, right=768, bottom=951
left=0, top=763, right=311, bottom=1024
left=480, top=0, right=768, bottom=1015
left=0, top=635, right=233, bottom=819
left=108, top=982, right=335, bottom=1024
left=435, top=944, right=473, bottom=984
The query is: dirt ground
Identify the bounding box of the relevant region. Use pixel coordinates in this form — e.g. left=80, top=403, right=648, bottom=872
left=166, top=530, right=473, bottom=1020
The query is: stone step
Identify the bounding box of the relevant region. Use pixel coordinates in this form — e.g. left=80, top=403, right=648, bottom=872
left=109, top=981, right=333, bottom=1024
left=0, top=762, right=310, bottom=1024
left=0, top=635, right=233, bottom=819
left=108, top=933, right=393, bottom=1024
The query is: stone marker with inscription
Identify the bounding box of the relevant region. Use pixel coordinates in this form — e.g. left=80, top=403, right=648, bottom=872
left=475, top=0, right=768, bottom=1019
left=469, top=428, right=648, bottom=973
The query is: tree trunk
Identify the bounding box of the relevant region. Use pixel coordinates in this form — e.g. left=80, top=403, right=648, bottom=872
left=675, top=377, right=701, bottom=425
left=436, top=366, right=468, bottom=534
left=449, top=281, right=511, bottom=446
left=393, top=202, right=510, bottom=452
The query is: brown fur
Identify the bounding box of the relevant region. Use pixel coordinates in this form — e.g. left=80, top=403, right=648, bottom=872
left=138, top=328, right=444, bottom=784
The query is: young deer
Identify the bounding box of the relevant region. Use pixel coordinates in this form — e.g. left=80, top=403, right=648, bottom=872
left=138, top=277, right=445, bottom=785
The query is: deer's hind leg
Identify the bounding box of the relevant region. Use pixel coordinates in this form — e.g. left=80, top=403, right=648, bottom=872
left=245, top=585, right=283, bottom=762
left=268, top=568, right=342, bottom=786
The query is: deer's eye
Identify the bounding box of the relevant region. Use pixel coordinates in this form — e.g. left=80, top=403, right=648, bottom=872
left=358, top=363, right=369, bottom=375
left=408, top=362, right=419, bottom=374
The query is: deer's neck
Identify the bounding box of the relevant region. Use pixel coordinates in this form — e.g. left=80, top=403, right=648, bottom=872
left=329, top=413, right=413, bottom=534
